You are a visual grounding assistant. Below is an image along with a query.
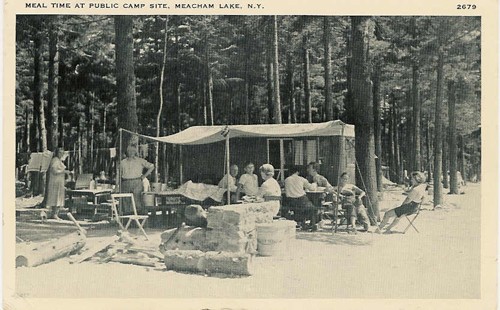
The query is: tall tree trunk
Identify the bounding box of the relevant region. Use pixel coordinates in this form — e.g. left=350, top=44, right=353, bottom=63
left=24, top=107, right=29, bottom=152
left=207, top=70, right=214, bottom=125
left=285, top=48, right=295, bottom=124
left=412, top=74, right=421, bottom=172
left=442, top=128, right=449, bottom=189
left=351, top=16, right=379, bottom=224
left=266, top=45, right=274, bottom=123
left=87, top=97, right=95, bottom=171
left=410, top=17, right=421, bottom=172
left=176, top=83, right=181, bottom=130
left=404, top=91, right=412, bottom=174
left=433, top=49, right=445, bottom=207
left=271, top=16, right=282, bottom=124
left=202, top=80, right=207, bottom=125
left=323, top=16, right=334, bottom=120
left=244, top=24, right=250, bottom=125
left=47, top=19, right=59, bottom=151
left=303, top=36, right=312, bottom=123
left=33, top=32, right=48, bottom=152
left=426, top=116, right=432, bottom=182
left=388, top=104, right=396, bottom=182
left=448, top=80, right=458, bottom=194
left=155, top=16, right=168, bottom=182
left=372, top=63, right=383, bottom=192
left=392, top=101, right=401, bottom=183
left=458, top=135, right=466, bottom=184
left=205, top=34, right=214, bottom=126
left=344, top=28, right=355, bottom=124
left=115, top=16, right=138, bottom=137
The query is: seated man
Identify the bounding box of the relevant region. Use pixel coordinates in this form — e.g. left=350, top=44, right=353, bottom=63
left=376, top=171, right=427, bottom=234
left=218, top=164, right=239, bottom=204
left=335, top=172, right=370, bottom=234
left=284, top=166, right=318, bottom=231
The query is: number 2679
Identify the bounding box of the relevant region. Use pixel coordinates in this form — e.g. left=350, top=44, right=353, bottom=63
left=457, top=4, right=477, bottom=9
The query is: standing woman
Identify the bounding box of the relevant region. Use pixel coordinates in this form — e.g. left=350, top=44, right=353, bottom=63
left=45, top=148, right=70, bottom=220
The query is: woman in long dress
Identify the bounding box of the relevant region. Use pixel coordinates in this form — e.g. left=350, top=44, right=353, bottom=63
left=45, top=148, right=70, bottom=219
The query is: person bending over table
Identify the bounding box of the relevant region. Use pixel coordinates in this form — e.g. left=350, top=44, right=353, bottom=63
left=120, top=144, right=154, bottom=214
left=376, top=171, right=427, bottom=234
left=218, top=164, right=239, bottom=204
left=285, top=166, right=319, bottom=231
left=236, top=162, right=259, bottom=200
left=257, top=164, right=281, bottom=199
left=306, top=161, right=335, bottom=193
left=336, top=172, right=370, bottom=234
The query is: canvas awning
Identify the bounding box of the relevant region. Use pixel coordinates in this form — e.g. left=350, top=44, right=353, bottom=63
left=133, top=120, right=354, bottom=145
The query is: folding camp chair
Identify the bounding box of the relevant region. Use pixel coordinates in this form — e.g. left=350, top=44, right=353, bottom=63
left=110, top=193, right=149, bottom=240
left=403, top=202, right=423, bottom=234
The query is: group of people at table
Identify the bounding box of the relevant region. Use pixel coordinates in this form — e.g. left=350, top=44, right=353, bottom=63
left=217, top=161, right=371, bottom=232
left=43, top=143, right=428, bottom=234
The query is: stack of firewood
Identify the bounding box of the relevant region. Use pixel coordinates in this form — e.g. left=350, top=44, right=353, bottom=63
left=160, top=201, right=280, bottom=276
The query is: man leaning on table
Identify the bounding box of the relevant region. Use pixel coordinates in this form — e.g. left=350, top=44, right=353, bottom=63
left=284, top=166, right=319, bottom=231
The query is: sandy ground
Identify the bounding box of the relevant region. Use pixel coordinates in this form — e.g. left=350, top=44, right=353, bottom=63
left=15, top=183, right=480, bottom=299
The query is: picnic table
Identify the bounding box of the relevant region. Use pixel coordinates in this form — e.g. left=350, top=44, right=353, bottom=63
left=142, top=191, right=200, bottom=228
left=66, top=189, right=113, bottom=216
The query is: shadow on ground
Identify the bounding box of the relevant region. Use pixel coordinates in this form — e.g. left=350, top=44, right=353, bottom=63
left=296, top=231, right=372, bottom=246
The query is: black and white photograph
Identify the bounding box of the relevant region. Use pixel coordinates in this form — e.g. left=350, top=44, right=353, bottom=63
left=8, top=10, right=492, bottom=306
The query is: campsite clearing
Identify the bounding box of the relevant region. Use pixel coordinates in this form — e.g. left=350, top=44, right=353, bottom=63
left=15, top=183, right=480, bottom=298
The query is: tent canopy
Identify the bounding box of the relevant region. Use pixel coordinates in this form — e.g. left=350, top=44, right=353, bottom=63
left=136, top=120, right=354, bottom=146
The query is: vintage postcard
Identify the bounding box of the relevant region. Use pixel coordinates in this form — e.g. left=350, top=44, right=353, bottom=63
left=3, top=0, right=498, bottom=309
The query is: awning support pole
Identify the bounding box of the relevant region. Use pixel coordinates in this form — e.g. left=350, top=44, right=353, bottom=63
left=335, top=124, right=345, bottom=221
left=118, top=128, right=122, bottom=193
left=179, top=145, right=184, bottom=184
left=225, top=134, right=231, bottom=205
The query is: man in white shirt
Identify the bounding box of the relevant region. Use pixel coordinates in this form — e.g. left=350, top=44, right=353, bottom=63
left=284, top=166, right=319, bottom=231
left=218, top=164, right=239, bottom=203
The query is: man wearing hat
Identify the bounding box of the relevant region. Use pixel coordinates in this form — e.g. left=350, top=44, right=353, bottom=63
left=376, top=171, right=427, bottom=234
left=120, top=144, right=154, bottom=214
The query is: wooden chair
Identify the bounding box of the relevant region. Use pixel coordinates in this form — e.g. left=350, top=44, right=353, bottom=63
left=110, top=193, right=149, bottom=240
left=403, top=202, right=423, bottom=234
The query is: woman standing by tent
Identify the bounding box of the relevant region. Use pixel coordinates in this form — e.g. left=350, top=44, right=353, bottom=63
left=45, top=148, right=70, bottom=220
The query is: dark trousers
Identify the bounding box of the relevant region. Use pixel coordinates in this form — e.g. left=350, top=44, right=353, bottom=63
left=287, top=195, right=319, bottom=225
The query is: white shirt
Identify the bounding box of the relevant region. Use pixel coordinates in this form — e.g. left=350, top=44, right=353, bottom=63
left=218, top=174, right=237, bottom=192
left=238, top=173, right=259, bottom=196
left=285, top=174, right=313, bottom=198
left=407, top=183, right=427, bottom=203
left=259, top=178, right=281, bottom=198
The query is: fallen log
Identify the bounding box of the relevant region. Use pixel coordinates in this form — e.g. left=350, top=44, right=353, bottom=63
left=69, top=236, right=118, bottom=264
left=127, top=246, right=164, bottom=260
left=16, top=231, right=86, bottom=267
left=164, top=250, right=205, bottom=272
left=163, top=250, right=253, bottom=276
left=202, top=251, right=253, bottom=276
left=110, top=253, right=157, bottom=267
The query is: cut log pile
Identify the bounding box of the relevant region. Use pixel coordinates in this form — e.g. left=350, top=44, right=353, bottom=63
left=16, top=230, right=86, bottom=267
left=89, top=231, right=164, bottom=268
left=163, top=250, right=253, bottom=276
left=159, top=201, right=279, bottom=276
left=160, top=201, right=279, bottom=254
